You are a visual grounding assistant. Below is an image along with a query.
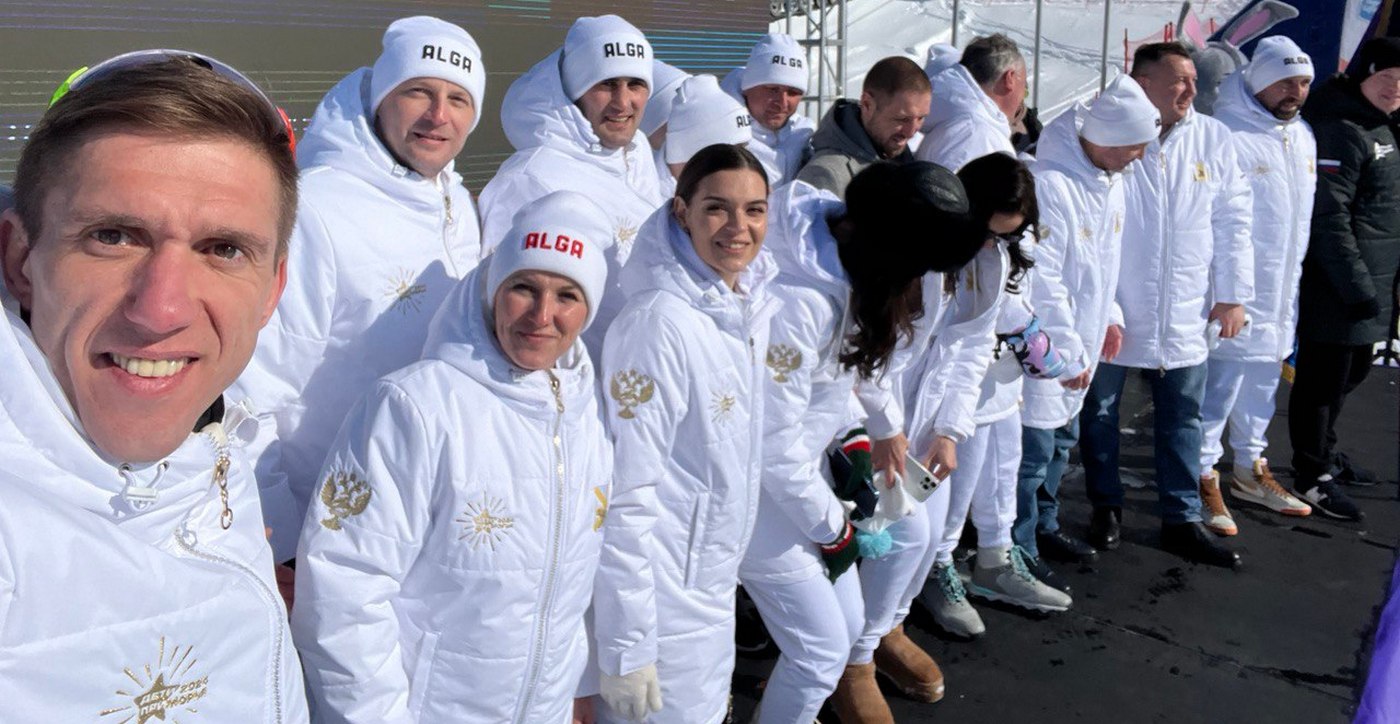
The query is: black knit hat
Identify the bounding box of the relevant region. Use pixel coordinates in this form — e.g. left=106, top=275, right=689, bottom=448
left=844, top=161, right=981, bottom=278
left=1350, top=36, right=1400, bottom=82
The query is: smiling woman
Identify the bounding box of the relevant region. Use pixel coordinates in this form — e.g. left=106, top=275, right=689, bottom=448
left=592, top=144, right=779, bottom=723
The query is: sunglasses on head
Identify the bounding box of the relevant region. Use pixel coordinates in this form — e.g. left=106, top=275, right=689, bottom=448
left=49, top=48, right=296, bottom=156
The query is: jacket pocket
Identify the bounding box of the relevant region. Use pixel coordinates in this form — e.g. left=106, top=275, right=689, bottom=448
left=683, top=492, right=711, bottom=589
left=407, top=630, right=441, bottom=720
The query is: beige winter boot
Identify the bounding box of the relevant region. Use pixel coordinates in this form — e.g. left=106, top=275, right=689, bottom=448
left=829, top=661, right=895, bottom=724
left=872, top=624, right=946, bottom=703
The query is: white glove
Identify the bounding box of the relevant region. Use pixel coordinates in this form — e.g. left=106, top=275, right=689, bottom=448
left=599, top=663, right=663, bottom=721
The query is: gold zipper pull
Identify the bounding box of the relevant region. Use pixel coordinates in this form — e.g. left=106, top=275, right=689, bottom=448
left=214, top=453, right=233, bottom=530
left=547, top=371, right=564, bottom=413
left=444, top=192, right=454, bottom=225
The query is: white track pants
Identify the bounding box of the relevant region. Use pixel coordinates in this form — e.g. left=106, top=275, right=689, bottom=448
left=1200, top=359, right=1280, bottom=474
left=849, top=476, right=951, bottom=664
left=742, top=566, right=864, bottom=724
left=936, top=412, right=1020, bottom=564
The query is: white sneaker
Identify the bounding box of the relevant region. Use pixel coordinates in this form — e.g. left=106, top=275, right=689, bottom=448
left=1230, top=458, right=1311, bottom=516
left=921, top=562, right=985, bottom=637
left=967, top=547, right=1072, bottom=612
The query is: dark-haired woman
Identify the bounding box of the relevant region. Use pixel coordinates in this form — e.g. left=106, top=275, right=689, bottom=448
left=923, top=153, right=1075, bottom=640
left=593, top=144, right=779, bottom=724
left=738, top=161, right=984, bottom=723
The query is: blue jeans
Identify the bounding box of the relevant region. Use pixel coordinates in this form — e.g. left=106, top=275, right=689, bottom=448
left=1079, top=362, right=1205, bottom=525
left=1012, top=419, right=1079, bottom=558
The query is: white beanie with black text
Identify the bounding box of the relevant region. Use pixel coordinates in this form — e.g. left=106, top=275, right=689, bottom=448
left=741, top=33, right=808, bottom=93
left=665, top=75, right=752, bottom=164
left=370, top=16, right=485, bottom=130
left=561, top=15, right=653, bottom=101
left=1244, top=36, right=1313, bottom=95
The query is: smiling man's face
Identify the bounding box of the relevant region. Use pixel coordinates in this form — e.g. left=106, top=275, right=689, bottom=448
left=576, top=77, right=650, bottom=149
left=375, top=76, right=476, bottom=177
left=0, top=131, right=286, bottom=462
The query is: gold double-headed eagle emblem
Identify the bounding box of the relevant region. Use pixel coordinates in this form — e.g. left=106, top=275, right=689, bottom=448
left=610, top=369, right=656, bottom=419
left=320, top=469, right=372, bottom=531
left=765, top=344, right=802, bottom=383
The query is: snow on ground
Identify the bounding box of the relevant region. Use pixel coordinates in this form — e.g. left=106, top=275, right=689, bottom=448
left=778, top=0, right=1251, bottom=122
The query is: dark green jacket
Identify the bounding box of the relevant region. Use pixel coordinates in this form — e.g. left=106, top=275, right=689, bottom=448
left=1298, top=75, right=1400, bottom=345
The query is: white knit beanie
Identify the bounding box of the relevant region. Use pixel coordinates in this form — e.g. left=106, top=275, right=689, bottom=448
left=925, top=43, right=961, bottom=79
left=1080, top=74, right=1160, bottom=146
left=741, top=33, right=808, bottom=93
left=1245, top=36, right=1313, bottom=94
left=561, top=15, right=653, bottom=101
left=369, top=16, right=485, bottom=131
left=486, top=191, right=611, bottom=330
left=640, top=61, right=691, bottom=135
left=664, top=75, right=752, bottom=164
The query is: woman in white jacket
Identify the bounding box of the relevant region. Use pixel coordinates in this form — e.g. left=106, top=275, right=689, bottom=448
left=740, top=162, right=985, bottom=724
left=593, top=145, right=779, bottom=724
left=292, top=191, right=614, bottom=724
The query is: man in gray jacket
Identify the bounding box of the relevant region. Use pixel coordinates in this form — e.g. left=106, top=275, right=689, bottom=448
left=797, top=56, right=931, bottom=196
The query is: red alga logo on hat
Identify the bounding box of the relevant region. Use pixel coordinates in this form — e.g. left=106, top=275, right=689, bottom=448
left=524, top=231, right=585, bottom=259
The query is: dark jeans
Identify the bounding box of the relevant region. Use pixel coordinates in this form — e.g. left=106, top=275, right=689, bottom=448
left=1079, top=363, right=1206, bottom=525
left=1013, top=420, right=1080, bottom=558
left=1288, top=339, right=1374, bottom=483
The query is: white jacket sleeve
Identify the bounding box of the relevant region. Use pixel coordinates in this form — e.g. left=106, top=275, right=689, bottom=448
left=1210, top=136, right=1255, bottom=305
left=594, top=311, right=689, bottom=677
left=852, top=372, right=903, bottom=440
left=763, top=290, right=848, bottom=544
left=479, top=171, right=554, bottom=254
left=917, top=115, right=1010, bottom=172
left=232, top=203, right=338, bottom=561
left=291, top=381, right=435, bottom=724
left=1026, top=191, right=1091, bottom=376
left=928, top=308, right=997, bottom=443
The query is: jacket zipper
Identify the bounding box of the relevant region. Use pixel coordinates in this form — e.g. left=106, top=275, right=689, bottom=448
left=1277, top=128, right=1301, bottom=360
left=173, top=528, right=285, bottom=723
left=440, top=176, right=461, bottom=279
left=515, top=372, right=568, bottom=723
left=1155, top=145, right=1172, bottom=373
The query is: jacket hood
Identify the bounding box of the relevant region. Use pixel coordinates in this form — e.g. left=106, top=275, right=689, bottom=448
left=0, top=306, right=247, bottom=546
left=620, top=206, right=778, bottom=330
left=422, top=260, right=596, bottom=419
left=500, top=48, right=648, bottom=158
left=927, top=65, right=1008, bottom=131
left=297, top=67, right=463, bottom=194
left=1037, top=104, right=1120, bottom=185
left=768, top=182, right=848, bottom=298
left=1303, top=73, right=1394, bottom=128
left=1214, top=71, right=1301, bottom=132
left=810, top=99, right=887, bottom=164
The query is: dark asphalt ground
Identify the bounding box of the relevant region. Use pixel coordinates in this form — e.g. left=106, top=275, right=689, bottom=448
left=734, top=366, right=1399, bottom=723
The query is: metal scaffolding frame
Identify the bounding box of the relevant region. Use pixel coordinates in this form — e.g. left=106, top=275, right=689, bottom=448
left=778, top=0, right=848, bottom=121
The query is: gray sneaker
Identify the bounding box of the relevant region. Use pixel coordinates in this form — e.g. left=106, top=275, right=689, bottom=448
left=967, top=547, right=1073, bottom=612
left=920, top=562, right=985, bottom=637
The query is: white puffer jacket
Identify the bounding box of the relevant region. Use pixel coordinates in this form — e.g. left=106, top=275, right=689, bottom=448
left=1022, top=105, right=1128, bottom=429
left=1116, top=107, right=1254, bottom=370
left=479, top=50, right=666, bottom=355
left=291, top=264, right=611, bottom=724
left=231, top=67, right=483, bottom=560
left=721, top=68, right=817, bottom=186
left=1210, top=71, right=1317, bottom=363
left=916, top=64, right=1014, bottom=172
left=0, top=305, right=307, bottom=723
left=595, top=209, right=777, bottom=720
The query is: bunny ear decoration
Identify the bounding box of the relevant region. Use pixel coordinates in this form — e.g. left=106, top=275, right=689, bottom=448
left=1217, top=0, right=1301, bottom=49
left=1177, top=2, right=1210, bottom=51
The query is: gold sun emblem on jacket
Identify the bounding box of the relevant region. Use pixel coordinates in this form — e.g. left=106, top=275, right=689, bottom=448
left=320, top=469, right=372, bottom=531
left=711, top=391, right=737, bottom=426
left=766, top=344, right=802, bottom=383
left=458, top=496, right=515, bottom=550
left=386, top=268, right=428, bottom=314
left=99, top=637, right=209, bottom=723
left=610, top=369, right=656, bottom=419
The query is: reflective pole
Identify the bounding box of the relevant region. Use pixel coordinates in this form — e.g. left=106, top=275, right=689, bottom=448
left=1033, top=0, right=1043, bottom=107
left=951, top=0, right=960, bottom=47
left=1100, top=0, right=1112, bottom=92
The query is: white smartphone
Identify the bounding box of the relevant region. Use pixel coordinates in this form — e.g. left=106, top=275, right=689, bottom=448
left=901, top=453, right=943, bottom=502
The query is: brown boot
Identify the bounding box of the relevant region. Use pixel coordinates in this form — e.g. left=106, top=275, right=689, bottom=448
left=830, top=662, right=894, bottom=724
left=872, top=624, right=946, bottom=703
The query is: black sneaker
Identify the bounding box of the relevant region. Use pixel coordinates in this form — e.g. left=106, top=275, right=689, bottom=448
left=1037, top=529, right=1099, bottom=563
left=1297, top=477, right=1366, bottom=521
left=1088, top=506, right=1121, bottom=551
left=1161, top=522, right=1242, bottom=569
left=1024, top=554, right=1071, bottom=594
left=1332, top=452, right=1381, bottom=487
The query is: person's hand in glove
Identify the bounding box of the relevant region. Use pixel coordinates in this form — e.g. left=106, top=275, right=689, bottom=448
left=820, top=520, right=859, bottom=582
left=1000, top=315, right=1068, bottom=379
left=600, top=663, right=663, bottom=721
